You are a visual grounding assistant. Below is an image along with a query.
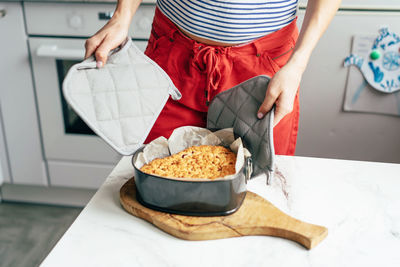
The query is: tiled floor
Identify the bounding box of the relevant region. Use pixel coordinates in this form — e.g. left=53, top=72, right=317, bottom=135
left=0, top=202, right=82, bottom=267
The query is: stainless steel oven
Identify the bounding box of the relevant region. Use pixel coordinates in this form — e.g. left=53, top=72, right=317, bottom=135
left=25, top=2, right=156, bottom=189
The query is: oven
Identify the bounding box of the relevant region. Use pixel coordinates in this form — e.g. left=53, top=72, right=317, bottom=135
left=25, top=2, right=156, bottom=189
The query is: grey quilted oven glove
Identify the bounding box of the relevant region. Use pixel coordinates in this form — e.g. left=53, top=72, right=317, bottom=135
left=207, top=75, right=275, bottom=184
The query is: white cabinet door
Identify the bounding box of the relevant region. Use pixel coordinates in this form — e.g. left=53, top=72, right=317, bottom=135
left=296, top=10, right=400, bottom=163
left=0, top=2, right=48, bottom=185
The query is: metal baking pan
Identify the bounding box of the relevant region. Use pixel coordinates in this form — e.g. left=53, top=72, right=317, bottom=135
left=132, top=146, right=253, bottom=216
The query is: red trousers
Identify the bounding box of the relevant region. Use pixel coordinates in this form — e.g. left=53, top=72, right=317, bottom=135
left=144, top=8, right=300, bottom=155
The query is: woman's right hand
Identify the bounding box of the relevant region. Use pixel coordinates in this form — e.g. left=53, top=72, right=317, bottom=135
left=84, top=17, right=130, bottom=68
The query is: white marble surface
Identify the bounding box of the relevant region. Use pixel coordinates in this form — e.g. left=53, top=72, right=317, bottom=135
left=41, top=156, right=400, bottom=267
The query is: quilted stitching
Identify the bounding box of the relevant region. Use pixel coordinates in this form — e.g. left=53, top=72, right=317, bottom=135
left=207, top=75, right=274, bottom=178
left=63, top=39, right=181, bottom=155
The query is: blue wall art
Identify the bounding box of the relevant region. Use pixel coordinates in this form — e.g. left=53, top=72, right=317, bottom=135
left=343, top=28, right=400, bottom=116
left=345, top=28, right=400, bottom=93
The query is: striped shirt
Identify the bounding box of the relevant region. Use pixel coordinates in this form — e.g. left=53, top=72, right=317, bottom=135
left=156, top=0, right=298, bottom=44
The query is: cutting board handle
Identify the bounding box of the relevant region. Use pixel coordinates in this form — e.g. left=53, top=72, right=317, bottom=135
left=267, top=217, right=328, bottom=249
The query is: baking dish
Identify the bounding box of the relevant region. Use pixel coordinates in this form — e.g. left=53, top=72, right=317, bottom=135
left=132, top=145, right=253, bottom=216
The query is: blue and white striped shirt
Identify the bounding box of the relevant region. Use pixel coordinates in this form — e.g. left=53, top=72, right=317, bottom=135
left=157, top=0, right=298, bottom=44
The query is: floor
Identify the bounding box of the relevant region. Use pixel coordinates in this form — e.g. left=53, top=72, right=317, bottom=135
left=0, top=202, right=82, bottom=267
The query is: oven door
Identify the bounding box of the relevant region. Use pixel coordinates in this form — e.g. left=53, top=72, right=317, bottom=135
left=29, top=37, right=149, bottom=165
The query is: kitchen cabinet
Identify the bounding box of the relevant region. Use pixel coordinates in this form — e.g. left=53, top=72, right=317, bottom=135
left=0, top=2, right=48, bottom=186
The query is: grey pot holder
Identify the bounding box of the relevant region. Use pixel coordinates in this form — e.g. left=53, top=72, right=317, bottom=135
left=63, top=38, right=181, bottom=155
left=207, top=75, right=275, bottom=183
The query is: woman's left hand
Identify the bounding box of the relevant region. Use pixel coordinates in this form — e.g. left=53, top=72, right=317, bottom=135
left=257, top=61, right=304, bottom=126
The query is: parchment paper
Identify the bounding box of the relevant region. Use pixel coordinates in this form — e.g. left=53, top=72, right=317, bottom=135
left=134, top=126, right=251, bottom=180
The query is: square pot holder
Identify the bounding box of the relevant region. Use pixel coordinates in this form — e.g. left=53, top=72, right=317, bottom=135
left=207, top=75, right=275, bottom=184
left=63, top=38, right=181, bottom=156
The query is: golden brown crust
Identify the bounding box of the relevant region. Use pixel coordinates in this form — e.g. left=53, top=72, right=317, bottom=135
left=140, top=145, right=236, bottom=179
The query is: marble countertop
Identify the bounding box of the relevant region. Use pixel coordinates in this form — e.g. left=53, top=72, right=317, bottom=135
left=40, top=155, right=400, bottom=267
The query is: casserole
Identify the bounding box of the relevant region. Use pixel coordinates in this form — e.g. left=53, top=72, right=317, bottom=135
left=132, top=145, right=253, bottom=216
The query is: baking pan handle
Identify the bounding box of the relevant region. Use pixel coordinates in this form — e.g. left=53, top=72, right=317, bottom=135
left=245, top=157, right=253, bottom=183
left=266, top=169, right=274, bottom=185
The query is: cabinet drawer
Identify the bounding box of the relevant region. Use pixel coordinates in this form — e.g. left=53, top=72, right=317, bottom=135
left=24, top=2, right=155, bottom=39
left=48, top=160, right=115, bottom=190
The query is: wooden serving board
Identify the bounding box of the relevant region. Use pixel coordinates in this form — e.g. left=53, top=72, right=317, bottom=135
left=120, top=178, right=327, bottom=249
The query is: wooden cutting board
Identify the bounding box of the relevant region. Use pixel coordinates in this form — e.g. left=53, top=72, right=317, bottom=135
left=120, top=178, right=328, bottom=249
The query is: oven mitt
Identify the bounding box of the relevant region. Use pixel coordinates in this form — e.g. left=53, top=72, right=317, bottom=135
left=63, top=38, right=181, bottom=155
left=207, top=75, right=275, bottom=184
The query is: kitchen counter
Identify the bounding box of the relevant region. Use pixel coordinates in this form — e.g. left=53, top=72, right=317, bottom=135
left=40, top=155, right=400, bottom=267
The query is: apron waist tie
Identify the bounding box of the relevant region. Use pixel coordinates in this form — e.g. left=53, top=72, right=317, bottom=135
left=192, top=45, right=222, bottom=106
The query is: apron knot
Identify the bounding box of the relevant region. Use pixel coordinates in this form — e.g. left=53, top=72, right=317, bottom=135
left=192, top=45, right=223, bottom=105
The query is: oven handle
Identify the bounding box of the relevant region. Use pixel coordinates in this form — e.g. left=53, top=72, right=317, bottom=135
left=36, top=45, right=85, bottom=60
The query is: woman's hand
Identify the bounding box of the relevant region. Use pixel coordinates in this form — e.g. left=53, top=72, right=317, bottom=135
left=84, top=0, right=141, bottom=67
left=84, top=17, right=130, bottom=68
left=257, top=61, right=304, bottom=126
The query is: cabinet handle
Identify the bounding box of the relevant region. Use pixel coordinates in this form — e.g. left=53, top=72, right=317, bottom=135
left=0, top=9, right=6, bottom=18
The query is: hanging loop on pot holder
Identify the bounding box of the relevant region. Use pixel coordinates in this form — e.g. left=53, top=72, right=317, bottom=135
left=207, top=75, right=275, bottom=185
left=62, top=38, right=181, bottom=156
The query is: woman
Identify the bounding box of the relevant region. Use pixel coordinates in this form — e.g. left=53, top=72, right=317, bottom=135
left=85, top=0, right=341, bottom=155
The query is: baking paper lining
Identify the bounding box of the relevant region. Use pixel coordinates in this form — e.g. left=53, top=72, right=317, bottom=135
left=134, top=126, right=251, bottom=181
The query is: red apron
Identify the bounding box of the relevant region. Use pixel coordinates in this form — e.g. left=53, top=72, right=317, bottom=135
left=144, top=8, right=300, bottom=155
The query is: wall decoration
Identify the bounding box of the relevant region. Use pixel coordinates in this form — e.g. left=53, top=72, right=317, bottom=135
left=345, top=28, right=400, bottom=93
left=343, top=28, right=400, bottom=116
